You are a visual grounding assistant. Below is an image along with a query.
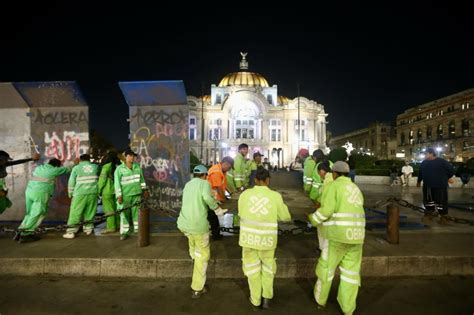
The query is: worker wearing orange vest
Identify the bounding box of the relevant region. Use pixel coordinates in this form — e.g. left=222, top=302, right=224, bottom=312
left=207, top=156, right=234, bottom=240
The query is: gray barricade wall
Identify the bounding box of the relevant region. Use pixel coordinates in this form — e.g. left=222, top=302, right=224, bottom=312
left=119, top=81, right=189, bottom=231
left=1, top=82, right=90, bottom=221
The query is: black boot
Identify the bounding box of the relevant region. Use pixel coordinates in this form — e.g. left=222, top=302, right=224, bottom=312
left=261, top=298, right=271, bottom=309
left=19, top=234, right=40, bottom=244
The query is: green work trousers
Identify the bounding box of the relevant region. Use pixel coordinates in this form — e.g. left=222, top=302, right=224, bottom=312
left=242, top=247, right=276, bottom=307
left=102, top=194, right=119, bottom=231
left=19, top=190, right=50, bottom=236
left=119, top=194, right=141, bottom=236
left=314, top=238, right=363, bottom=315
left=0, top=194, right=12, bottom=214
left=184, top=232, right=210, bottom=291
left=66, top=194, right=98, bottom=234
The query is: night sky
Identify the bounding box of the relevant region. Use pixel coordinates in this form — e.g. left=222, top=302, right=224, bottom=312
left=1, top=3, right=473, bottom=149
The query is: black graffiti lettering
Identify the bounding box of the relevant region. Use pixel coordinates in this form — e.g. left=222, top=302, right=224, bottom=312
left=33, top=109, right=88, bottom=125
left=131, top=108, right=187, bottom=125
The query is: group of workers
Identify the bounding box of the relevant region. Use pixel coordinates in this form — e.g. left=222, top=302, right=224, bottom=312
left=1, top=136, right=460, bottom=314
left=178, top=144, right=365, bottom=315
left=1, top=149, right=148, bottom=243
left=2, top=144, right=364, bottom=314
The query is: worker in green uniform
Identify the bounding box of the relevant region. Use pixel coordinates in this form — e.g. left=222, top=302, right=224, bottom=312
left=309, top=160, right=333, bottom=204
left=248, top=151, right=263, bottom=187
left=234, top=143, right=249, bottom=191
left=0, top=150, right=40, bottom=214
left=114, top=149, right=148, bottom=240
left=16, top=158, right=75, bottom=243
left=307, top=161, right=366, bottom=315
left=238, top=167, right=292, bottom=309
left=177, top=165, right=227, bottom=298
left=63, top=154, right=99, bottom=239
left=98, top=151, right=121, bottom=234
left=303, top=150, right=324, bottom=193
left=225, top=168, right=237, bottom=195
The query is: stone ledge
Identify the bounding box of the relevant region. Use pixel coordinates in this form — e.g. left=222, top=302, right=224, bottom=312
left=1, top=256, right=472, bottom=278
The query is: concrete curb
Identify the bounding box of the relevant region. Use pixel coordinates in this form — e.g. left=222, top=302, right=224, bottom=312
left=1, top=256, right=473, bottom=278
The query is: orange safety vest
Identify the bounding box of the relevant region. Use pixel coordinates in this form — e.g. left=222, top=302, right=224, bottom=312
left=207, top=163, right=227, bottom=202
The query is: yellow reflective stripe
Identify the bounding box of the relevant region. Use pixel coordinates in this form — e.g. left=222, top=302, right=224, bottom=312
left=31, top=176, right=53, bottom=183
left=322, top=221, right=365, bottom=227
left=316, top=211, right=327, bottom=221
left=332, top=213, right=365, bottom=218
left=340, top=275, right=359, bottom=285
left=76, top=179, right=97, bottom=184
left=339, top=266, right=359, bottom=276
left=262, top=265, right=273, bottom=274
left=240, top=219, right=277, bottom=228
left=77, top=175, right=98, bottom=180
left=244, top=267, right=261, bottom=276
left=244, top=261, right=261, bottom=268
left=121, top=179, right=140, bottom=185
left=240, top=226, right=278, bottom=235
left=311, top=213, right=322, bottom=224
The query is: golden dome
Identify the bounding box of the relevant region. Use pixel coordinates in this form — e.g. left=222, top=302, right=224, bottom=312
left=277, top=96, right=289, bottom=105
left=218, top=72, right=269, bottom=88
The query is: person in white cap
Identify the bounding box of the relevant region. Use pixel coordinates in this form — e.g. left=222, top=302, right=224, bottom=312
left=307, top=161, right=366, bottom=315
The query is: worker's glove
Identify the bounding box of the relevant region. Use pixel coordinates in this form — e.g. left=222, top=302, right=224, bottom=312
left=214, top=207, right=228, bottom=216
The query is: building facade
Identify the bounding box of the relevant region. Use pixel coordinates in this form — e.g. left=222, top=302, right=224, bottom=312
left=395, top=88, right=473, bottom=162
left=187, top=53, right=328, bottom=167
left=330, top=122, right=394, bottom=159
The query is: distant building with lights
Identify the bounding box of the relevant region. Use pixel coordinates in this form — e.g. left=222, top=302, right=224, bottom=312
left=329, top=122, right=395, bottom=159
left=395, top=88, right=473, bottom=162
left=187, top=53, right=328, bottom=167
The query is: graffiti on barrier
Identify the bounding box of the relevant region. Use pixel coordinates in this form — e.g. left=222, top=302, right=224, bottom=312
left=32, top=109, right=88, bottom=125
left=44, top=131, right=89, bottom=162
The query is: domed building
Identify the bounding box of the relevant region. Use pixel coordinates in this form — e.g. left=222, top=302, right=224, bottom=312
left=187, top=53, right=328, bottom=167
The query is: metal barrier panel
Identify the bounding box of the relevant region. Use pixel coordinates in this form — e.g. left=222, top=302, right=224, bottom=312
left=120, top=81, right=189, bottom=231
left=15, top=82, right=90, bottom=220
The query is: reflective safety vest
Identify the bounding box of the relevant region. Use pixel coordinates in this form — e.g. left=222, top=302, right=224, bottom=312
left=309, top=160, right=334, bottom=202
left=98, top=162, right=116, bottom=196
left=68, top=161, right=99, bottom=197
left=303, top=157, right=316, bottom=192
left=226, top=169, right=237, bottom=193
left=234, top=153, right=248, bottom=189
left=26, top=164, right=71, bottom=195
left=309, top=176, right=365, bottom=244
left=177, top=177, right=218, bottom=234
left=238, top=185, right=292, bottom=250
left=248, top=160, right=262, bottom=187
left=207, top=163, right=227, bottom=201
left=114, top=162, right=146, bottom=197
